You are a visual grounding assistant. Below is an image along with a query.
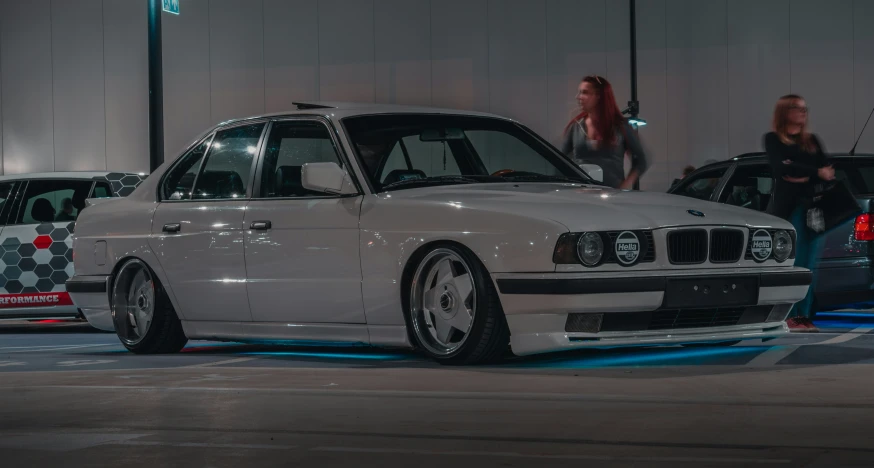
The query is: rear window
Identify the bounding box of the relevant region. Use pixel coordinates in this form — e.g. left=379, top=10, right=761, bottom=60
left=834, top=160, right=874, bottom=195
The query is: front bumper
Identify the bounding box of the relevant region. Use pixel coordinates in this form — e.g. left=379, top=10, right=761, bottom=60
left=494, top=267, right=810, bottom=356
left=66, top=275, right=113, bottom=331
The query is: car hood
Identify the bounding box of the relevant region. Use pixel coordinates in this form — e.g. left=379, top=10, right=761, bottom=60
left=382, top=183, right=792, bottom=232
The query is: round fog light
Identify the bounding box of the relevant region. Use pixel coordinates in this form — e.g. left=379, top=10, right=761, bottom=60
left=577, top=232, right=604, bottom=266
left=773, top=230, right=792, bottom=262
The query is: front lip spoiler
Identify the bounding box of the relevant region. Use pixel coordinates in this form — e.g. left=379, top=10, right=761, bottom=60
left=496, top=270, right=812, bottom=295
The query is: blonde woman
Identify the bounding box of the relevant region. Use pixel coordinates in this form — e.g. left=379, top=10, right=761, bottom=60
left=764, top=94, right=835, bottom=331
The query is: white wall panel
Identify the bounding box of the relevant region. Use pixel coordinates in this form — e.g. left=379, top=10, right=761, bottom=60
left=727, top=0, right=790, bottom=157
left=635, top=0, right=668, bottom=191
left=606, top=0, right=631, bottom=113
left=162, top=0, right=211, bottom=158
left=0, top=0, right=54, bottom=174
left=666, top=0, right=729, bottom=170
left=104, top=0, right=149, bottom=173
left=488, top=0, right=548, bottom=137
left=790, top=0, right=854, bottom=152
left=209, top=0, right=265, bottom=123
left=374, top=0, right=431, bottom=106
left=51, top=0, right=106, bottom=172
left=546, top=0, right=606, bottom=146
left=264, top=0, right=319, bottom=112
left=0, top=10, right=3, bottom=170
left=318, top=0, right=375, bottom=102
left=853, top=0, right=874, bottom=154
left=430, top=0, right=489, bottom=112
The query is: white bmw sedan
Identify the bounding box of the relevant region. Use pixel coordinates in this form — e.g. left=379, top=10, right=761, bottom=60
left=68, top=103, right=810, bottom=364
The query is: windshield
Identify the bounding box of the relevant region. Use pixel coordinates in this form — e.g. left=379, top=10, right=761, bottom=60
left=342, top=114, right=591, bottom=191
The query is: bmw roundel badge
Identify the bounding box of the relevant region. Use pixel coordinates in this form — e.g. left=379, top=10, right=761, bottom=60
left=687, top=209, right=705, bottom=217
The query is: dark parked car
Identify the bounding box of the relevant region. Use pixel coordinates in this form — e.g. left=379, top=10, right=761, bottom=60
left=669, top=152, right=874, bottom=313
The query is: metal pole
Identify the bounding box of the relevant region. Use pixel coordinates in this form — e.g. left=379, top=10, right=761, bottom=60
left=629, top=0, right=641, bottom=190
left=629, top=0, right=638, bottom=118
left=148, top=0, right=164, bottom=172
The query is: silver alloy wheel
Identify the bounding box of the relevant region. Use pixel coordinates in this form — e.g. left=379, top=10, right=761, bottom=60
left=112, top=260, right=155, bottom=346
left=410, top=248, right=477, bottom=356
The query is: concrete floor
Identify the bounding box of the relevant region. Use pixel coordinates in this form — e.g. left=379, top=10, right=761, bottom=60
left=2, top=315, right=874, bottom=467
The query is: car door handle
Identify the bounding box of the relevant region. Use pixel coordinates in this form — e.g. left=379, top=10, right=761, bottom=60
left=250, top=220, right=272, bottom=230
left=162, top=223, right=181, bottom=233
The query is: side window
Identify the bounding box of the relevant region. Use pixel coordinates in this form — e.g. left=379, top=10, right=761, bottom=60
left=162, top=137, right=211, bottom=201
left=0, top=182, right=16, bottom=224
left=16, top=180, right=94, bottom=224
left=91, top=181, right=113, bottom=199
left=192, top=123, right=265, bottom=200
left=259, top=121, right=344, bottom=198
left=672, top=168, right=727, bottom=201
left=717, top=165, right=773, bottom=211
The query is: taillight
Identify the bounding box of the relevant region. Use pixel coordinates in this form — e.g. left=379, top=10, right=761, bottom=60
left=855, top=214, right=874, bottom=241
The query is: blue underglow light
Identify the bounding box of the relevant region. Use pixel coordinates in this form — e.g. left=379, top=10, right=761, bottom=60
left=242, top=351, right=410, bottom=361
left=816, top=312, right=874, bottom=319
left=514, top=346, right=763, bottom=369
left=238, top=339, right=368, bottom=348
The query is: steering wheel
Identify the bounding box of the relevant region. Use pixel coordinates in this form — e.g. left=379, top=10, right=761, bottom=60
left=491, top=169, right=515, bottom=177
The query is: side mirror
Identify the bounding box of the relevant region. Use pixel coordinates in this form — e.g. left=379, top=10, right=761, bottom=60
left=301, top=162, right=357, bottom=195
left=580, top=164, right=603, bottom=183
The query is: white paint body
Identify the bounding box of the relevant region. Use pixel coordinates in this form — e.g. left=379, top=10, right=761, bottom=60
left=69, top=104, right=808, bottom=356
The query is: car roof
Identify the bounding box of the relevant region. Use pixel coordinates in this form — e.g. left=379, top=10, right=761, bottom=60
left=696, top=152, right=874, bottom=171
left=0, top=171, right=146, bottom=182
left=212, top=102, right=513, bottom=128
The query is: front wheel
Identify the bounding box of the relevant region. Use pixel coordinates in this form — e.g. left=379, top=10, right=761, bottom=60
left=111, top=259, right=187, bottom=354
left=408, top=245, right=509, bottom=365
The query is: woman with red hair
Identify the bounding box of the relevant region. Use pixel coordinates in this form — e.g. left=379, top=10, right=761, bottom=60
left=561, top=75, right=649, bottom=189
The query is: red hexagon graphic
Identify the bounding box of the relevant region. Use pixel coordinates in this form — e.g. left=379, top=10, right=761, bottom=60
left=34, top=235, right=52, bottom=250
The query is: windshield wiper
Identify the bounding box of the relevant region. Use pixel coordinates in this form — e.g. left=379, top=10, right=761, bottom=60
left=381, top=175, right=490, bottom=191
left=500, top=174, right=586, bottom=183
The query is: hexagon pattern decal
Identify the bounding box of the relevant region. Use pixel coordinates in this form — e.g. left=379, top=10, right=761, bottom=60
left=0, top=173, right=146, bottom=308
left=98, top=172, right=147, bottom=197
left=0, top=223, right=75, bottom=294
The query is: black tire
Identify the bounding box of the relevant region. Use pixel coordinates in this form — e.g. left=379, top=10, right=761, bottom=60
left=112, top=259, right=187, bottom=354
left=405, top=244, right=509, bottom=365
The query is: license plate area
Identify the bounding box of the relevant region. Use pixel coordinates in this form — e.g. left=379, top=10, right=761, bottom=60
left=661, top=275, right=759, bottom=309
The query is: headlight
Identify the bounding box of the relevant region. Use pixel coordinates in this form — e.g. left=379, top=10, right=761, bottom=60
left=576, top=232, right=604, bottom=266
left=773, top=230, right=792, bottom=262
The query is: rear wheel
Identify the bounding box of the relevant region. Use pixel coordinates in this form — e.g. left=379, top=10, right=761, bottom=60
left=111, top=259, right=187, bottom=354
left=408, top=245, right=509, bottom=365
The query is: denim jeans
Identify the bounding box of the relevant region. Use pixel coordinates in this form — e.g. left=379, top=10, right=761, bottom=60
left=788, top=206, right=825, bottom=318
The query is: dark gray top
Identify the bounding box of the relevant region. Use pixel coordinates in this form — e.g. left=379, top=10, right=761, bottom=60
left=560, top=119, right=649, bottom=188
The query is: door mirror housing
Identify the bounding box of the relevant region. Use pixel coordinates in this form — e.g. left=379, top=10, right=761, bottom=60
left=580, top=164, right=603, bottom=183
left=301, top=162, right=357, bottom=195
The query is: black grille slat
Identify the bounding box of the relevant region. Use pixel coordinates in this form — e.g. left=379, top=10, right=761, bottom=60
left=667, top=229, right=707, bottom=264
left=710, top=229, right=744, bottom=263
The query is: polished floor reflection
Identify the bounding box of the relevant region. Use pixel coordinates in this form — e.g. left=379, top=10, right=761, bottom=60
left=1, top=315, right=874, bottom=467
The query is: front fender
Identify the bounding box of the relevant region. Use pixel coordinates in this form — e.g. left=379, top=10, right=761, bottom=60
left=358, top=195, right=568, bottom=326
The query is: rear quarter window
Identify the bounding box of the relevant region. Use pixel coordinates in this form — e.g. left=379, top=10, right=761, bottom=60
left=834, top=160, right=874, bottom=195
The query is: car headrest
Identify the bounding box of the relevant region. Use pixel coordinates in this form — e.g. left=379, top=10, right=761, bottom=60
left=31, top=198, right=56, bottom=223
left=382, top=169, right=426, bottom=186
